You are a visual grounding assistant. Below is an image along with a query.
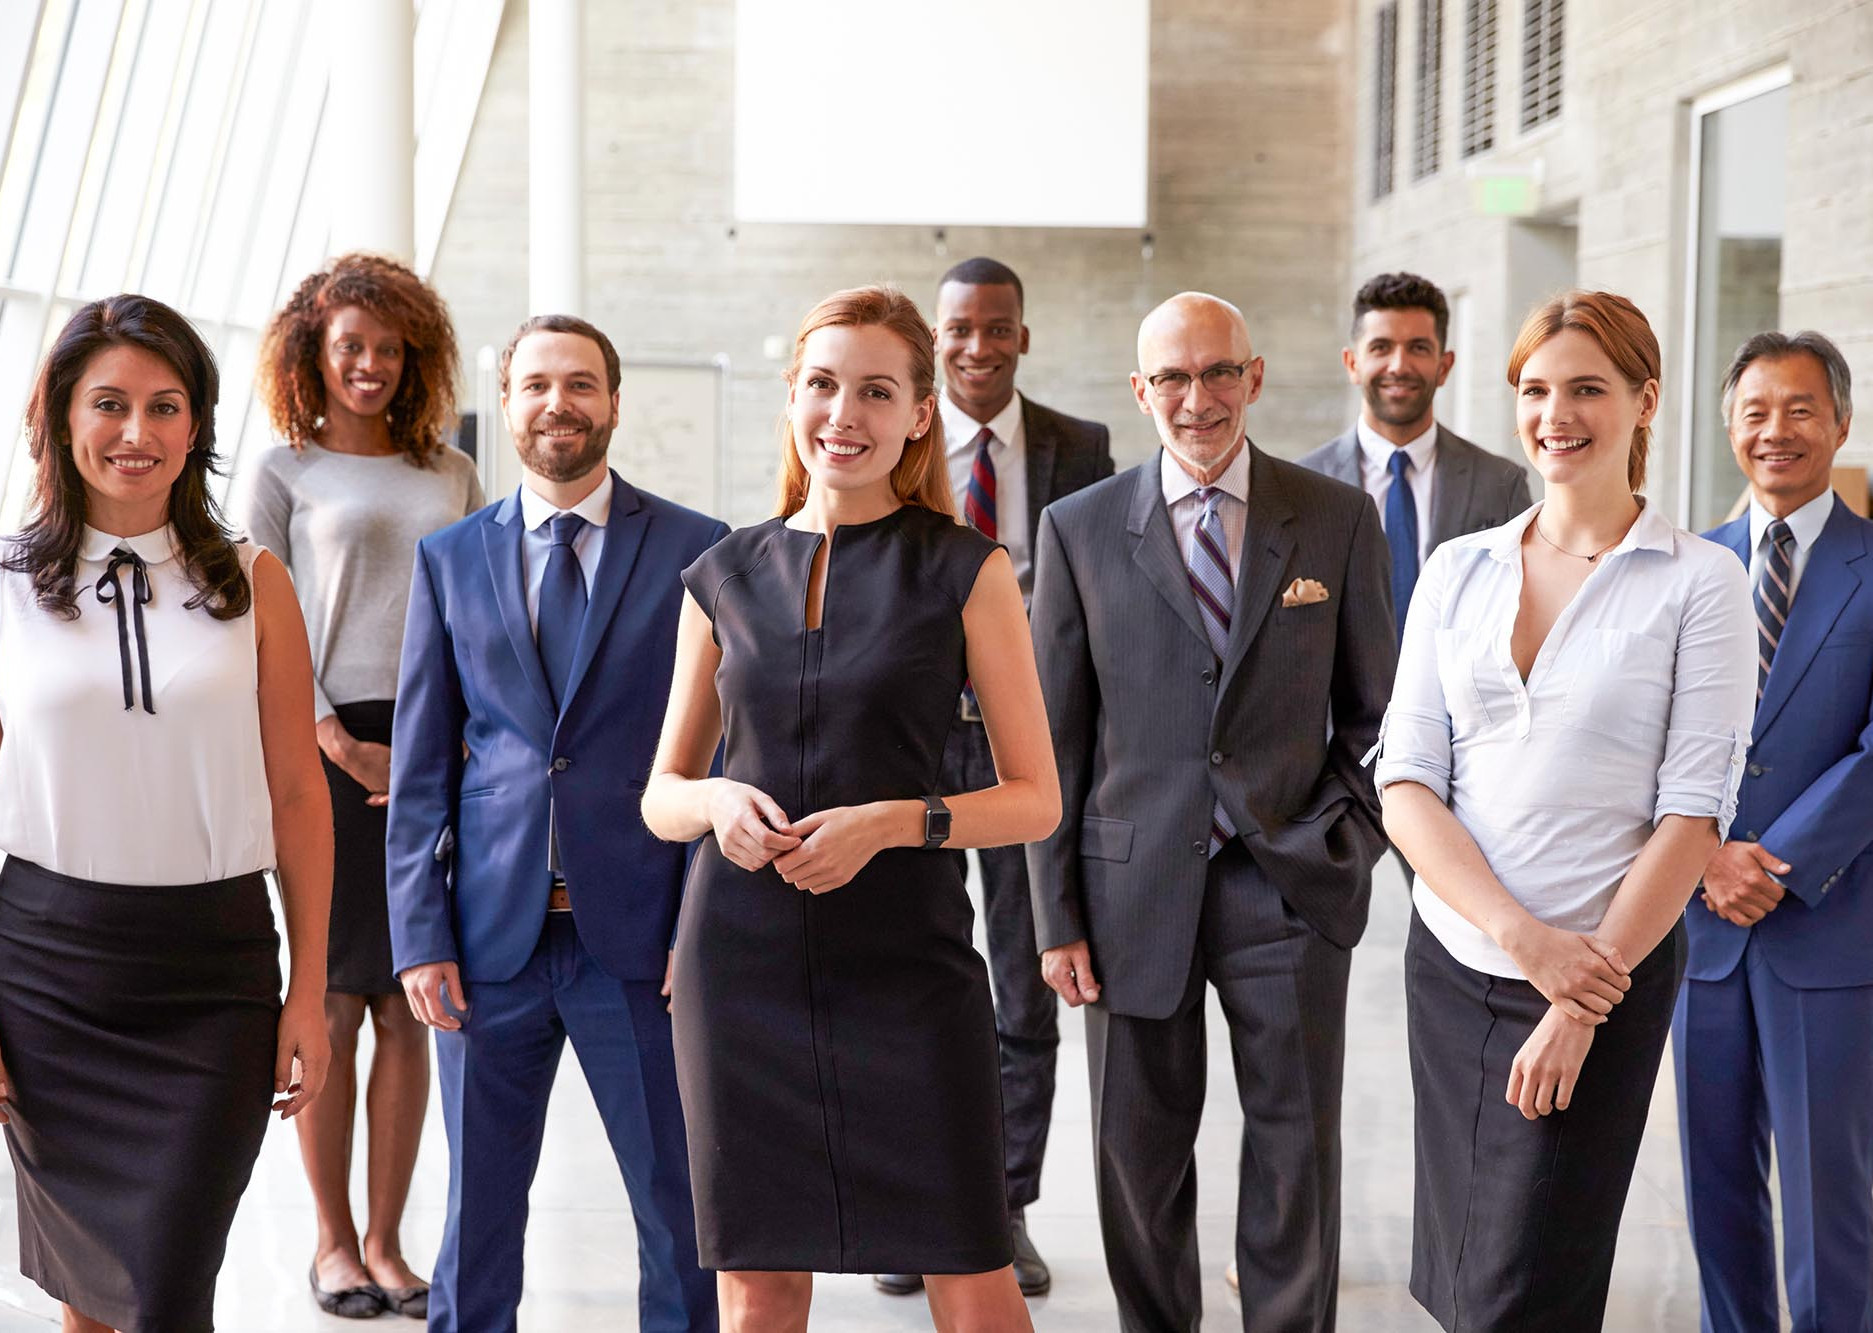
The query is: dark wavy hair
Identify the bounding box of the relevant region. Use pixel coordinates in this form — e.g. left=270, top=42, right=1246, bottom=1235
left=1352, top=271, right=1450, bottom=348
left=256, top=252, right=459, bottom=465
left=3, top=294, right=249, bottom=620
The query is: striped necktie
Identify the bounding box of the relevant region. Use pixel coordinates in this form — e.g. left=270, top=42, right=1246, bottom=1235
left=963, top=427, right=997, bottom=540
left=1186, top=487, right=1238, bottom=856
left=1754, top=518, right=1795, bottom=701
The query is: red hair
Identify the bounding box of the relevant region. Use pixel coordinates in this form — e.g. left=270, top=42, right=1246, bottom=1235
left=1507, top=290, right=1660, bottom=492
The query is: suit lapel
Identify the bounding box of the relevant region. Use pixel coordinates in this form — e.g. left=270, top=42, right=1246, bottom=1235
left=1219, top=446, right=1296, bottom=696
left=560, top=471, right=648, bottom=717
left=1322, top=432, right=1362, bottom=487
left=1428, top=427, right=1477, bottom=548
left=1127, top=455, right=1211, bottom=648
left=481, top=492, right=558, bottom=726
left=1756, top=499, right=1865, bottom=736
left=1022, top=398, right=1058, bottom=532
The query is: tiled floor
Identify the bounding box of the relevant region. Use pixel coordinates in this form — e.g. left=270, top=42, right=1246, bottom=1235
left=0, top=858, right=1756, bottom=1329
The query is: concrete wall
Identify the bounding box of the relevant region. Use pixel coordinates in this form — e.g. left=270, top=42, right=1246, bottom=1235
left=1348, top=0, right=1873, bottom=526
left=430, top=0, right=1358, bottom=524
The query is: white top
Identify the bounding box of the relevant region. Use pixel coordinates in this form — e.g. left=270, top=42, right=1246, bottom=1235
left=1161, top=440, right=1250, bottom=577
left=0, top=526, right=275, bottom=884
left=1373, top=502, right=1756, bottom=977
left=942, top=390, right=1031, bottom=593
left=1356, top=418, right=1438, bottom=565
left=518, top=471, right=611, bottom=635
left=1747, top=487, right=1834, bottom=601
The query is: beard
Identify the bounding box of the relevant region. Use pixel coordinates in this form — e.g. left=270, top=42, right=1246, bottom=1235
left=1362, top=375, right=1437, bottom=428
left=514, top=410, right=614, bottom=482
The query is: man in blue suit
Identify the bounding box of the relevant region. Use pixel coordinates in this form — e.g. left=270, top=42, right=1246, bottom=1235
left=387, top=314, right=723, bottom=1332
left=1674, top=329, right=1873, bottom=1333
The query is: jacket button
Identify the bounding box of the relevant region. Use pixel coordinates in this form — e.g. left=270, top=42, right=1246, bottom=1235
left=1747, top=762, right=1764, bottom=777
left=552, top=757, right=571, bottom=772
left=1744, top=830, right=1758, bottom=841
left=1210, top=750, right=1225, bottom=765
left=1193, top=841, right=1207, bottom=856
left=1202, top=669, right=1216, bottom=686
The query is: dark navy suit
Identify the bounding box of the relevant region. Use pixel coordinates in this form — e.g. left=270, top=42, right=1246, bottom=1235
left=388, top=473, right=724, bottom=1332
left=1674, top=496, right=1873, bottom=1333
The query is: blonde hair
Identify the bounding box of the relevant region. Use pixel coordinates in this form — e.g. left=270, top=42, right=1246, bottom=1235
left=1507, top=290, right=1660, bottom=492
left=773, top=285, right=953, bottom=518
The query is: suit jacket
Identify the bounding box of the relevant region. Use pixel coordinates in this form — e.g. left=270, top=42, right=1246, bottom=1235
left=386, top=471, right=730, bottom=984
left=1019, top=396, right=1113, bottom=539
left=1296, top=424, right=1532, bottom=551
left=1026, top=445, right=1396, bottom=1019
left=1689, top=497, right=1873, bottom=988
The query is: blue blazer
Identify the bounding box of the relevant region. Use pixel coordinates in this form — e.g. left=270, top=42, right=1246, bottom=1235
left=386, top=473, right=729, bottom=984
left=1689, top=497, right=1873, bottom=988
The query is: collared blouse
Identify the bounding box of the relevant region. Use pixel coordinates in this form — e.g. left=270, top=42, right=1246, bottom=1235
left=1373, top=501, right=1756, bottom=978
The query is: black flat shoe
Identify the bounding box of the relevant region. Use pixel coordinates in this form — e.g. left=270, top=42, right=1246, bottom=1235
left=1010, top=1210, right=1051, bottom=1297
left=873, top=1272, right=924, bottom=1295
left=309, top=1262, right=388, bottom=1318
left=379, top=1284, right=428, bottom=1319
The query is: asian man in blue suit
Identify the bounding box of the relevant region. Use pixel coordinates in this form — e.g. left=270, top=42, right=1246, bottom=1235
left=1674, top=330, right=1873, bottom=1333
left=387, top=315, right=723, bottom=1333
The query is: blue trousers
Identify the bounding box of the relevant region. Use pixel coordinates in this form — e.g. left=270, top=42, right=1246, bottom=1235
left=1674, top=931, right=1873, bottom=1333
left=429, top=914, right=716, bottom=1333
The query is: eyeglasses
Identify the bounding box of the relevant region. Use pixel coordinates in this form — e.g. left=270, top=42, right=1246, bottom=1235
left=1143, top=360, right=1254, bottom=399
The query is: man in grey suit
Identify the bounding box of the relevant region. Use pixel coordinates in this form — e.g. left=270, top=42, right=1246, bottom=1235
left=1298, top=271, right=1532, bottom=642
left=874, top=256, right=1113, bottom=1299
left=1028, top=293, right=1395, bottom=1332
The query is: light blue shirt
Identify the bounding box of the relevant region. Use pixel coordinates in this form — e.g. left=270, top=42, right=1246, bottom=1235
left=518, top=470, right=611, bottom=639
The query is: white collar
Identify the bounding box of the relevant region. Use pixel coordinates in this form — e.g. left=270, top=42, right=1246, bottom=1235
left=520, top=470, right=613, bottom=532
left=1482, top=497, right=1677, bottom=564
left=1748, top=488, right=1835, bottom=554
left=1355, top=417, right=1439, bottom=476
left=79, top=524, right=178, bottom=565
left=941, top=390, right=1024, bottom=455
left=1160, top=439, right=1251, bottom=506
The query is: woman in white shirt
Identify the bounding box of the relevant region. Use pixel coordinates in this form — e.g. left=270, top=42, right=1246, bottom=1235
left=0, top=295, right=332, bottom=1333
left=1375, top=290, right=1755, bottom=1331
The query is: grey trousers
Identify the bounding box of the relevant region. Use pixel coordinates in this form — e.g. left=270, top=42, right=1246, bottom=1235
left=1085, top=842, right=1351, bottom=1333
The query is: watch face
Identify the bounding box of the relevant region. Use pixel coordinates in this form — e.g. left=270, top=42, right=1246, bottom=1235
left=928, top=809, right=952, bottom=842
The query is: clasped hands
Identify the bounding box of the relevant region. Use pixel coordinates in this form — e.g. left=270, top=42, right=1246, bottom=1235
left=1699, top=839, right=1790, bottom=926
left=709, top=780, right=889, bottom=895
left=1499, top=919, right=1631, bottom=1121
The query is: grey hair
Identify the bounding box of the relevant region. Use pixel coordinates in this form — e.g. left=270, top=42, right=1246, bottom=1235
left=1720, top=330, right=1853, bottom=425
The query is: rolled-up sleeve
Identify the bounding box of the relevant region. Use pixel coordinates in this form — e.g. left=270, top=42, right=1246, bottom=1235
left=1653, top=551, right=1756, bottom=835
left=1372, top=544, right=1455, bottom=804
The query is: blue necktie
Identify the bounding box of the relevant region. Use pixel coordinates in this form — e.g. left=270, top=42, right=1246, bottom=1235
left=1185, top=488, right=1238, bottom=856
left=538, top=512, right=588, bottom=709
left=1385, top=450, right=1419, bottom=643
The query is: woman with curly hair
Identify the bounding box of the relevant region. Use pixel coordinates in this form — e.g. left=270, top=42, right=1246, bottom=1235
left=241, top=253, right=483, bottom=1320
left=0, top=293, right=332, bottom=1333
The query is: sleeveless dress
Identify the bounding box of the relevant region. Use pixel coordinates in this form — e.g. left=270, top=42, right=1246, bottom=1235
left=671, top=504, right=1012, bottom=1274
left=0, top=526, right=281, bottom=1332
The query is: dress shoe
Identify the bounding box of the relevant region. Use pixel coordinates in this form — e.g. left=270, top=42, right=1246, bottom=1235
left=873, top=1271, right=923, bottom=1296
left=1225, top=1260, right=1239, bottom=1294
left=1010, top=1210, right=1051, bottom=1297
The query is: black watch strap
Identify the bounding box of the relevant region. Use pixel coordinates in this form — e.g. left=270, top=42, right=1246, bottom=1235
left=921, top=794, right=952, bottom=850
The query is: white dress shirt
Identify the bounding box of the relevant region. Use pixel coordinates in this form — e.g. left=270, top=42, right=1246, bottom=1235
left=0, top=526, right=274, bottom=883
left=942, top=391, right=1030, bottom=591
left=1747, top=487, right=1835, bottom=602
left=1373, top=501, right=1756, bottom=978
left=519, top=470, right=611, bottom=637
left=1161, top=440, right=1251, bottom=578
left=1356, top=418, right=1438, bottom=566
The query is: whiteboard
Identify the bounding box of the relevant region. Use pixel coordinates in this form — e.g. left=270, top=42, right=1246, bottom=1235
left=608, top=361, right=726, bottom=516
left=734, top=0, right=1150, bottom=228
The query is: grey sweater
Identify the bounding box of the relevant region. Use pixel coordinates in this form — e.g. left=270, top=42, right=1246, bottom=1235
left=237, top=442, right=485, bottom=720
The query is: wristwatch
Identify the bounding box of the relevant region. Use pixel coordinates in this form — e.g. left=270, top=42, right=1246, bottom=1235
left=921, top=794, right=952, bottom=850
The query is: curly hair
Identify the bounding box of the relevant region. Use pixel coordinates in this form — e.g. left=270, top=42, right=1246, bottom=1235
left=256, top=252, right=459, bottom=465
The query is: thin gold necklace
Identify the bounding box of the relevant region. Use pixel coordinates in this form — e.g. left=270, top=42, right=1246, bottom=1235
left=1532, top=518, right=1621, bottom=562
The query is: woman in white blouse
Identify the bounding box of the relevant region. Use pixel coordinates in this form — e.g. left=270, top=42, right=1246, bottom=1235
left=1376, top=290, right=1755, bottom=1331
left=0, top=295, right=332, bottom=1333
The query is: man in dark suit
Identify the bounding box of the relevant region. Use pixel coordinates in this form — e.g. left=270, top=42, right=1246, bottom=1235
left=387, top=315, right=722, bottom=1332
left=1675, top=330, right=1873, bottom=1333
left=874, top=257, right=1113, bottom=1299
left=1028, top=292, right=1394, bottom=1331
left=1298, top=271, right=1531, bottom=641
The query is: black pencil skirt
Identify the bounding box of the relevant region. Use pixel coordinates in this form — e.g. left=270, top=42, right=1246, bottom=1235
left=321, top=698, right=397, bottom=995
left=0, top=857, right=281, bottom=1333
left=1406, top=909, right=1685, bottom=1332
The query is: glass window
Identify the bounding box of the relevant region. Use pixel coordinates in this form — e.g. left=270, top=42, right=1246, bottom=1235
left=1684, top=80, right=1788, bottom=531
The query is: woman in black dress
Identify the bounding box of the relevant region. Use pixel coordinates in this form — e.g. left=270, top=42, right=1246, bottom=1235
left=644, top=285, right=1060, bottom=1332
